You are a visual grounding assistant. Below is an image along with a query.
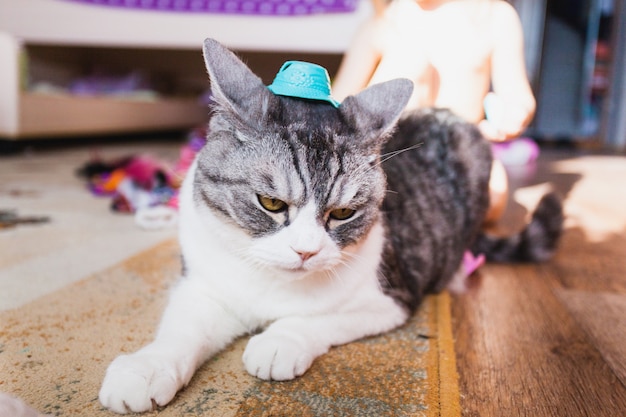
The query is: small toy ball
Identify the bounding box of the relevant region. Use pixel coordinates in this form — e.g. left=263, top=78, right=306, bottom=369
left=492, top=138, right=540, bottom=166
left=267, top=61, right=340, bottom=108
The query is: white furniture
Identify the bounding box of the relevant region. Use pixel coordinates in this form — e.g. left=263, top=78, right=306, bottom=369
left=0, top=0, right=372, bottom=139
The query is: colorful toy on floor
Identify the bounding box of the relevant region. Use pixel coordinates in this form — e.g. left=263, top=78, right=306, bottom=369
left=78, top=128, right=207, bottom=217
left=79, top=154, right=174, bottom=213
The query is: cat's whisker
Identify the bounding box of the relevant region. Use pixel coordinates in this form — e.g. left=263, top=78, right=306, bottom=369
left=327, top=263, right=355, bottom=288
left=168, top=167, right=187, bottom=183
left=335, top=252, right=368, bottom=277
left=323, top=267, right=343, bottom=286
left=376, top=143, right=424, bottom=167
left=341, top=251, right=363, bottom=262
left=232, top=247, right=272, bottom=270
left=340, top=251, right=396, bottom=292
left=376, top=269, right=393, bottom=293
left=351, top=142, right=423, bottom=180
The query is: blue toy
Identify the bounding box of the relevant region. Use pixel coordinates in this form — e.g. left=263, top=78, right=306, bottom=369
left=267, top=61, right=340, bottom=108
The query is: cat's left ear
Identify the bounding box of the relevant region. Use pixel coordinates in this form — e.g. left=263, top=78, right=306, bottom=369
left=202, top=38, right=274, bottom=122
left=339, top=79, right=413, bottom=142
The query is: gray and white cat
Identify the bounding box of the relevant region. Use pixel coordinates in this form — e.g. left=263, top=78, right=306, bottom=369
left=99, top=38, right=562, bottom=413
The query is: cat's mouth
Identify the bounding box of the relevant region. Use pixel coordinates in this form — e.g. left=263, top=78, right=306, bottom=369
left=282, top=262, right=313, bottom=273
left=280, top=251, right=321, bottom=272
left=279, top=258, right=338, bottom=277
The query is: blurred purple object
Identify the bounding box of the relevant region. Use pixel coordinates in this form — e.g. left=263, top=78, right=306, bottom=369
left=69, top=71, right=151, bottom=96
left=491, top=138, right=540, bottom=166
left=65, top=0, right=358, bottom=15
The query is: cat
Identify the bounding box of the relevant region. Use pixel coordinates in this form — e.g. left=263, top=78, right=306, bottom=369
left=99, top=38, right=563, bottom=413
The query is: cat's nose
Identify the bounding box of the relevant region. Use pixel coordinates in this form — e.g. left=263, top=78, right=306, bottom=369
left=295, top=250, right=319, bottom=262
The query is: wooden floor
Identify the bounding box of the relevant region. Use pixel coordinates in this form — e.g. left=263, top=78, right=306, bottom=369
left=451, top=147, right=626, bottom=416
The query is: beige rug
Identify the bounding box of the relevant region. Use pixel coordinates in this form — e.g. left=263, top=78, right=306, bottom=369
left=0, top=239, right=461, bottom=416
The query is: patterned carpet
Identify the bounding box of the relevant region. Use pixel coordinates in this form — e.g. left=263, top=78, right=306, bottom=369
left=0, top=239, right=461, bottom=417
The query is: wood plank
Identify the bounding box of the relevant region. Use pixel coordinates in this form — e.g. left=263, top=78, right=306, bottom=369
left=541, top=154, right=626, bottom=292
left=451, top=263, right=626, bottom=416
left=549, top=230, right=626, bottom=292
left=557, top=289, right=626, bottom=387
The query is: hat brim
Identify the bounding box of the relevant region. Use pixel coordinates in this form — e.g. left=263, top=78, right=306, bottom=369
left=268, top=84, right=340, bottom=108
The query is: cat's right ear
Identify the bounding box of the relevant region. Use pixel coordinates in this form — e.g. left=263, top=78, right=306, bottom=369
left=339, top=79, right=413, bottom=143
left=202, top=38, right=274, bottom=123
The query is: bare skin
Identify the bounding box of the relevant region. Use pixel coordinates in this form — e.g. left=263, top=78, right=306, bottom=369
left=333, top=0, right=536, bottom=223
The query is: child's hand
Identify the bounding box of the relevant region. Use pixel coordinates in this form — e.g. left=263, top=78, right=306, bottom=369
left=481, top=92, right=530, bottom=142
left=478, top=119, right=508, bottom=142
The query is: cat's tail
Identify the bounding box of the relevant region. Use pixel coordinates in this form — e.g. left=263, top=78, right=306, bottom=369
left=472, top=192, right=564, bottom=262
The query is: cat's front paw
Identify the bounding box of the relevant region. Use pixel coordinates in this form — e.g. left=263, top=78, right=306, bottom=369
left=99, top=353, right=181, bottom=414
left=243, top=331, right=323, bottom=381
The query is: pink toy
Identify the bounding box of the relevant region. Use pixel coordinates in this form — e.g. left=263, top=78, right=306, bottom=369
left=463, top=251, right=485, bottom=276
left=491, top=137, right=540, bottom=166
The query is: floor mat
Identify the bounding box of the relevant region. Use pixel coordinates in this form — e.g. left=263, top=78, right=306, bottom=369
left=0, top=239, right=460, bottom=416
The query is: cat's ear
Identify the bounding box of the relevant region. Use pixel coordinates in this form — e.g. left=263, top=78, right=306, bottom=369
left=202, top=38, right=273, bottom=121
left=340, top=79, right=413, bottom=140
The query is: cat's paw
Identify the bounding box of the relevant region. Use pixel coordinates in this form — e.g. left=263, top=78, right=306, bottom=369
left=242, top=331, right=322, bottom=381
left=99, top=353, right=181, bottom=414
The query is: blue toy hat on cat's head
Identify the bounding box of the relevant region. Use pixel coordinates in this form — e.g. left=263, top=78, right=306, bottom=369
left=267, top=61, right=340, bottom=108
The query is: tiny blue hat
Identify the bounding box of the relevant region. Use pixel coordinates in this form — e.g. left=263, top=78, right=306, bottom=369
left=267, top=61, right=340, bottom=108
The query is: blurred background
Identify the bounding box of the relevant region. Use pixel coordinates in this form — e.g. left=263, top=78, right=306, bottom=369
left=0, top=0, right=624, bottom=150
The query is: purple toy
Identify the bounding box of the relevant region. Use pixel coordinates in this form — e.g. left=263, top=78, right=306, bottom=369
left=66, top=0, right=358, bottom=16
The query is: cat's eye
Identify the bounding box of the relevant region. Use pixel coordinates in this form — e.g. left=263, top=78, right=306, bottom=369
left=329, top=208, right=356, bottom=221
left=258, top=195, right=287, bottom=213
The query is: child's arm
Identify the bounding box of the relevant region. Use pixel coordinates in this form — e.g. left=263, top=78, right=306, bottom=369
left=482, top=1, right=536, bottom=141
left=332, top=17, right=383, bottom=102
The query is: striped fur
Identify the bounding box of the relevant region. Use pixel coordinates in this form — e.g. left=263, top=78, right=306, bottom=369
left=379, top=108, right=493, bottom=310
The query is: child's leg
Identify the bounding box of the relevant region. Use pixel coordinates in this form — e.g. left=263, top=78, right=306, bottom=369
left=485, top=158, right=508, bottom=224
